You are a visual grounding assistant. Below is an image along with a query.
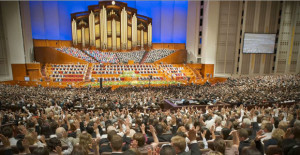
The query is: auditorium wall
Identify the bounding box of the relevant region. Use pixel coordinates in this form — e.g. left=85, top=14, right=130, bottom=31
left=20, top=1, right=34, bottom=63
left=186, top=1, right=200, bottom=64
left=275, top=1, right=300, bottom=74
left=201, top=1, right=220, bottom=65
left=0, top=1, right=25, bottom=81
left=215, top=1, right=240, bottom=76
left=34, top=47, right=88, bottom=64
left=186, top=1, right=220, bottom=67
left=186, top=1, right=300, bottom=77
left=215, top=1, right=283, bottom=76
left=29, top=1, right=188, bottom=44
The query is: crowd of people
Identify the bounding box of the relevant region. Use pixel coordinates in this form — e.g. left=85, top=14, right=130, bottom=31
left=56, top=47, right=176, bottom=64
left=144, top=49, right=175, bottom=63
left=116, top=51, right=145, bottom=63
left=0, top=74, right=299, bottom=155
left=56, top=47, right=97, bottom=63
left=84, top=50, right=119, bottom=64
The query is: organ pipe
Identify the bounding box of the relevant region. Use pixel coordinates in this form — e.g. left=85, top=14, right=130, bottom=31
left=71, top=2, right=151, bottom=51
left=141, top=29, right=144, bottom=49
left=112, top=18, right=116, bottom=50
left=72, top=19, right=77, bottom=45
left=89, top=11, right=95, bottom=46
left=148, top=23, right=152, bottom=47
left=81, top=27, right=85, bottom=48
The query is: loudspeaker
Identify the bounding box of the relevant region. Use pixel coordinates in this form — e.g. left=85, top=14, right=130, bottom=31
left=100, top=78, right=103, bottom=89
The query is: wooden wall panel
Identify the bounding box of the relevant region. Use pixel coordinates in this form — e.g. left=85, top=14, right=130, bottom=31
left=173, top=43, right=186, bottom=50
left=26, top=63, right=40, bottom=70
left=33, top=39, right=47, bottom=47
left=33, top=40, right=186, bottom=51
left=11, top=63, right=41, bottom=81
left=154, top=49, right=187, bottom=64
left=201, top=64, right=214, bottom=78
left=47, top=40, right=59, bottom=47
left=152, top=43, right=163, bottom=49
left=12, top=64, right=26, bottom=81
left=152, top=43, right=185, bottom=50
left=187, top=64, right=202, bottom=69
left=34, top=47, right=88, bottom=64
left=33, top=39, right=73, bottom=48
left=60, top=40, right=72, bottom=47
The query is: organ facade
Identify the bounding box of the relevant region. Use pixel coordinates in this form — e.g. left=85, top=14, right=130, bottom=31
left=71, top=1, right=152, bottom=51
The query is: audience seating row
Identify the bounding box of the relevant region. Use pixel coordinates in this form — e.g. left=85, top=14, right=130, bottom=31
left=46, top=64, right=88, bottom=82
left=138, top=76, right=163, bottom=81
left=144, top=49, right=175, bottom=63
left=56, top=47, right=97, bottom=63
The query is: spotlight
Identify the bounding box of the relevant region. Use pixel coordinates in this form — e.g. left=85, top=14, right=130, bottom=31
left=112, top=1, right=115, bottom=5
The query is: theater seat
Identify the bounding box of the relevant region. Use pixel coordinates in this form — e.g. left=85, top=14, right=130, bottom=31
left=266, top=145, right=282, bottom=155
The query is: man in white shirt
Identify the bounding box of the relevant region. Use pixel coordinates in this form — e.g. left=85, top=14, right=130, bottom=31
left=261, top=123, right=273, bottom=142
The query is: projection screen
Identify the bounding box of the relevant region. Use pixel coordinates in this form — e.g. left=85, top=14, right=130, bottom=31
left=243, top=33, right=276, bottom=54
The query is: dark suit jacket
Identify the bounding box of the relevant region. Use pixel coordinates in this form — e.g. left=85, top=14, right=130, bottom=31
left=238, top=139, right=251, bottom=155
left=99, top=136, right=131, bottom=153
left=264, top=138, right=278, bottom=153
left=146, top=134, right=173, bottom=144
left=178, top=143, right=201, bottom=155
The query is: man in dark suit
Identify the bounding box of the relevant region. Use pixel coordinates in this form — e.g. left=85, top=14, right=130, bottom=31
left=99, top=130, right=130, bottom=153
left=238, top=128, right=251, bottom=154
left=110, top=134, right=123, bottom=155
left=171, top=128, right=201, bottom=155
left=147, top=124, right=174, bottom=144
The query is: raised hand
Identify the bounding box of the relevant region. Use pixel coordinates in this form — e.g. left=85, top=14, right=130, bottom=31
left=149, top=125, right=155, bottom=133
left=255, top=130, right=266, bottom=141
left=92, top=138, right=100, bottom=149
left=55, top=146, right=62, bottom=155
left=141, top=124, right=146, bottom=134
left=210, top=125, right=216, bottom=140
left=147, top=146, right=160, bottom=155
left=200, top=130, right=207, bottom=139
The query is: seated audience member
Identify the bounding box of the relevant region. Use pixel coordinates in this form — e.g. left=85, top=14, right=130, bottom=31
left=31, top=147, right=49, bottom=155
left=147, top=124, right=173, bottom=143
left=79, top=132, right=94, bottom=153
left=1, top=126, right=18, bottom=146
left=110, top=134, right=124, bottom=155
left=282, top=126, right=300, bottom=155
left=237, top=129, right=251, bottom=154
left=264, top=128, right=285, bottom=152
left=261, top=123, right=273, bottom=142
left=241, top=146, right=262, bottom=155
left=16, top=139, right=31, bottom=154
left=70, top=145, right=89, bottom=155
left=171, top=128, right=201, bottom=155
left=47, top=137, right=63, bottom=154
left=133, top=124, right=158, bottom=152
left=159, top=145, right=176, bottom=155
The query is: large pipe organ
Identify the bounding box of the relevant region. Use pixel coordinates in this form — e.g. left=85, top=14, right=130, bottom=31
left=71, top=1, right=152, bottom=51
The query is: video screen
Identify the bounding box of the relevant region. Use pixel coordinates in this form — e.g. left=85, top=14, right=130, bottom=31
left=243, top=33, right=276, bottom=54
